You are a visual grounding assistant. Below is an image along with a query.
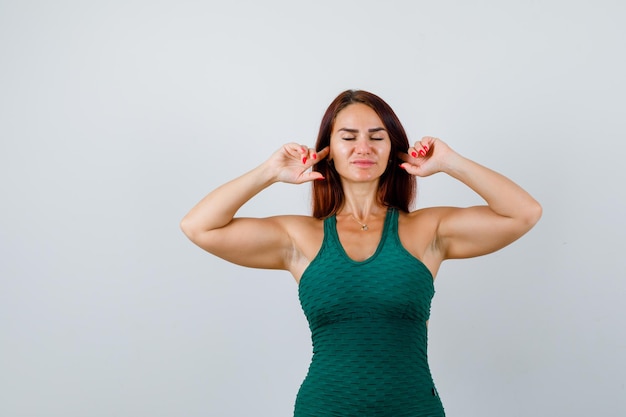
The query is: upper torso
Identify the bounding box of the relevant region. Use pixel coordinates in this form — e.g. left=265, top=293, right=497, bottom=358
left=284, top=207, right=444, bottom=283
left=293, top=208, right=446, bottom=416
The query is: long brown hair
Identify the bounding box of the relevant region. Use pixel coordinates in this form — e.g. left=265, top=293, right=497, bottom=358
left=312, top=90, right=416, bottom=218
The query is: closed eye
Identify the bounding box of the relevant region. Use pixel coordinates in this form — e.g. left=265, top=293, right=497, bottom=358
left=371, top=137, right=384, bottom=141
left=341, top=137, right=356, bottom=140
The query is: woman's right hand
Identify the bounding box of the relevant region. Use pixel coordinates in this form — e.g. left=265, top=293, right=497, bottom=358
left=267, top=143, right=330, bottom=184
left=181, top=142, right=330, bottom=273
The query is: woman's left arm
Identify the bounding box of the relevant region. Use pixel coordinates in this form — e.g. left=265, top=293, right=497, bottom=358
left=400, top=137, right=542, bottom=259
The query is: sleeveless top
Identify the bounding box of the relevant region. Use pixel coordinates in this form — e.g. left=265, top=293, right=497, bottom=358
left=295, top=208, right=445, bottom=416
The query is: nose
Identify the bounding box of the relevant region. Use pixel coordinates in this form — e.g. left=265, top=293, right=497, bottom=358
left=354, top=137, right=372, bottom=154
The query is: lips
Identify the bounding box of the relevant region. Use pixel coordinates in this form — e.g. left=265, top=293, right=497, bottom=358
left=351, top=159, right=376, bottom=167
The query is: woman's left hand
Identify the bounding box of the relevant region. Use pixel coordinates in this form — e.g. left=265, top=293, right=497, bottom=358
left=398, top=136, right=455, bottom=177
left=399, top=135, right=542, bottom=261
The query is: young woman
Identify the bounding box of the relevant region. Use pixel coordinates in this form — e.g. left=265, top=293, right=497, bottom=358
left=180, top=90, right=542, bottom=416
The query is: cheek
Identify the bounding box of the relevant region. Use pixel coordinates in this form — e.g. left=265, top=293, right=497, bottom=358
left=329, top=143, right=347, bottom=160
left=380, top=143, right=392, bottom=159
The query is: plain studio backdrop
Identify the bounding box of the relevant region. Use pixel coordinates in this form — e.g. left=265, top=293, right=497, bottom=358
left=1, top=1, right=625, bottom=416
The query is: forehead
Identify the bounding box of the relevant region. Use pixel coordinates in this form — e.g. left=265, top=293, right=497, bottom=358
left=333, top=103, right=384, bottom=131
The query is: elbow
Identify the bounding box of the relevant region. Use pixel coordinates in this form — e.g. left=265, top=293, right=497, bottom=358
left=179, top=215, right=198, bottom=241
left=179, top=218, right=225, bottom=257
left=179, top=215, right=220, bottom=252
left=524, top=200, right=543, bottom=229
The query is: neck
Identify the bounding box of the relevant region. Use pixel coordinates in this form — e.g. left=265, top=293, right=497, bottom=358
left=339, top=182, right=385, bottom=220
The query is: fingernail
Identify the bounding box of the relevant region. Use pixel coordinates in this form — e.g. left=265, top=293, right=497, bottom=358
left=312, top=153, right=317, bottom=160
left=418, top=149, right=425, bottom=156
left=424, top=145, right=429, bottom=152
left=302, top=157, right=307, bottom=164
left=411, top=151, right=417, bottom=158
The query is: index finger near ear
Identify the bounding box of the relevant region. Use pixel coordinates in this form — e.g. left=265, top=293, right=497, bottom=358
left=314, top=146, right=330, bottom=160
left=397, top=152, right=412, bottom=163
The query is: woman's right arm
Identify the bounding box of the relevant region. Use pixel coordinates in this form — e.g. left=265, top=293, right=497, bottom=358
left=179, top=143, right=328, bottom=270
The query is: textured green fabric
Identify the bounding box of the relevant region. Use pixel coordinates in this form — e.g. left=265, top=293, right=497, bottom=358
left=295, top=208, right=445, bottom=416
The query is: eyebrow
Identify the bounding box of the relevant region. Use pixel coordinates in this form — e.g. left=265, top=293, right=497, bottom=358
left=337, top=127, right=387, bottom=133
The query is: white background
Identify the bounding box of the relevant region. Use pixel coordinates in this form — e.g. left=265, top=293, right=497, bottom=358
left=1, top=1, right=625, bottom=416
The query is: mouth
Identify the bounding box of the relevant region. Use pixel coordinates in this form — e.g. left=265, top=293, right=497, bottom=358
left=351, top=159, right=376, bottom=167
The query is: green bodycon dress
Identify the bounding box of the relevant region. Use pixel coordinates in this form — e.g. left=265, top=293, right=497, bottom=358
left=295, top=208, right=445, bottom=416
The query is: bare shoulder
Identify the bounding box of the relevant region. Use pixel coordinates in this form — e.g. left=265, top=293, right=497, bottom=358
left=273, top=214, right=321, bottom=226
left=272, top=214, right=323, bottom=237
left=280, top=214, right=324, bottom=244
left=398, top=208, right=439, bottom=243
left=397, top=207, right=454, bottom=278
left=273, top=214, right=325, bottom=281
left=400, top=207, right=450, bottom=230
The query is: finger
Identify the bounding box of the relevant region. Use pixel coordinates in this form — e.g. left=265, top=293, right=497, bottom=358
left=417, top=140, right=428, bottom=156
left=313, top=146, right=330, bottom=162
left=306, top=170, right=325, bottom=181
left=397, top=152, right=413, bottom=164
left=400, top=153, right=429, bottom=174
left=294, top=144, right=311, bottom=164
left=295, top=169, right=325, bottom=184
left=302, top=145, right=330, bottom=165
left=420, top=137, right=438, bottom=154
left=410, top=138, right=433, bottom=157
left=399, top=161, right=421, bottom=176
left=284, top=143, right=306, bottom=160
left=407, top=144, right=424, bottom=159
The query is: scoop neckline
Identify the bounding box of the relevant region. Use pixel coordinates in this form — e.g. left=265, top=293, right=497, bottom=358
left=330, top=208, right=393, bottom=265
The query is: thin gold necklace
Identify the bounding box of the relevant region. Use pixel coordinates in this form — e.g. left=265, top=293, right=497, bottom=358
left=350, top=214, right=369, bottom=231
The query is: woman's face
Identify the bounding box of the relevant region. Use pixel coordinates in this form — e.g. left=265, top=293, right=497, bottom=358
left=329, top=103, right=392, bottom=183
